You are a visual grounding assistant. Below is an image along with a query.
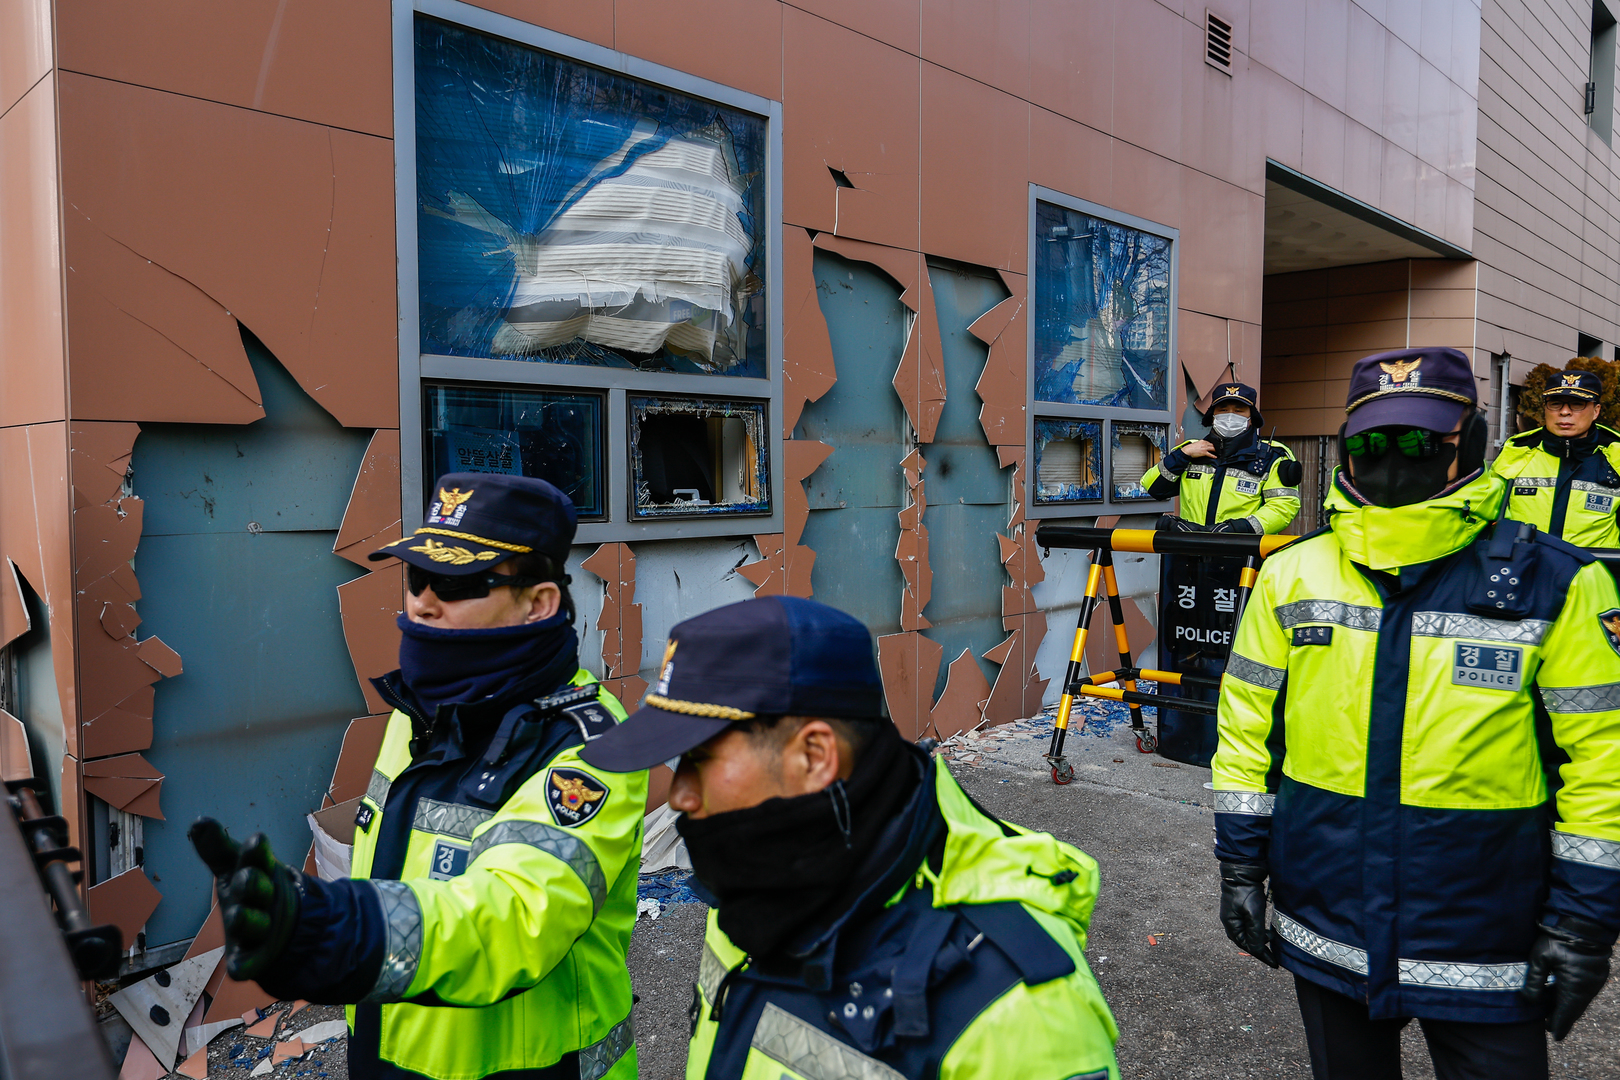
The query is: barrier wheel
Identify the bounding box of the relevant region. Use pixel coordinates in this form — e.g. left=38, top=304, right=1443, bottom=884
left=1051, top=763, right=1075, bottom=785
left=1136, top=732, right=1158, bottom=755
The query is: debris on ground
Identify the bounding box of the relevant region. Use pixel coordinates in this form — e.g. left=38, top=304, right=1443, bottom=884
left=638, top=868, right=703, bottom=906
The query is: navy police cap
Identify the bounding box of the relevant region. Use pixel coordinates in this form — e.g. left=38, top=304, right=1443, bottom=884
left=580, top=596, right=885, bottom=772
left=369, top=472, right=577, bottom=573
left=1208, top=381, right=1259, bottom=412
left=1543, top=368, right=1604, bottom=403
left=1345, top=346, right=1478, bottom=437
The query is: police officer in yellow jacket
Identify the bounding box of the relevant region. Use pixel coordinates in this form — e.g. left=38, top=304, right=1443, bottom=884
left=1492, top=368, right=1620, bottom=547
left=1141, top=382, right=1301, bottom=534
left=189, top=473, right=645, bottom=1080
left=578, top=597, right=1120, bottom=1080
left=1213, top=347, right=1620, bottom=1079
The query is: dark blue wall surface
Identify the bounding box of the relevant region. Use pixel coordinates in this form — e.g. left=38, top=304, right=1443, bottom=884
left=796, top=251, right=909, bottom=638
left=131, top=330, right=371, bottom=945
left=918, top=263, right=1012, bottom=698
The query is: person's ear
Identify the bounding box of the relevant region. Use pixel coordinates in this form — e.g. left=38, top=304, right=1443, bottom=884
left=785, top=719, right=843, bottom=795
left=525, top=582, right=562, bottom=622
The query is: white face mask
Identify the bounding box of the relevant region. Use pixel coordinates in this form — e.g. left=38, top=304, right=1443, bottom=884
left=1212, top=412, right=1249, bottom=439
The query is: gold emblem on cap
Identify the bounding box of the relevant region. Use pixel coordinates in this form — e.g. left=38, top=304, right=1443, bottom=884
left=1225, top=385, right=1243, bottom=396
left=1379, top=358, right=1421, bottom=384
left=437, top=487, right=474, bottom=513
left=408, top=537, right=500, bottom=565
left=1563, top=374, right=1584, bottom=387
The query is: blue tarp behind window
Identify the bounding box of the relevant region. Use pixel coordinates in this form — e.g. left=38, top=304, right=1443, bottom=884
left=415, top=16, right=768, bottom=377
left=1033, top=201, right=1170, bottom=410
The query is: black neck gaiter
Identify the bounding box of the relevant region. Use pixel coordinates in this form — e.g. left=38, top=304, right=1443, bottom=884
left=676, top=725, right=919, bottom=959
left=396, top=612, right=578, bottom=718
left=1544, top=427, right=1598, bottom=460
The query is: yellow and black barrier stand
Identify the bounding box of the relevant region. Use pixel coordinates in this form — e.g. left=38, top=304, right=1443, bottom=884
left=1033, top=524, right=1296, bottom=785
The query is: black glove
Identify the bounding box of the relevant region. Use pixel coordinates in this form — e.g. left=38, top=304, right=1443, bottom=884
left=1521, top=917, right=1612, bottom=1040
left=1219, top=861, right=1279, bottom=968
left=189, top=818, right=303, bottom=981
left=1156, top=514, right=1209, bottom=534
left=1212, top=518, right=1257, bottom=534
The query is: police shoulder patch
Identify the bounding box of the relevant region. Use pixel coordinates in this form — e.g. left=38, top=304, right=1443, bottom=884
left=547, top=767, right=610, bottom=828
left=1599, top=609, right=1620, bottom=659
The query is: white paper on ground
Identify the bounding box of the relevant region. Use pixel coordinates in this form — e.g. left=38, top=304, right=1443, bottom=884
left=110, top=946, right=225, bottom=1068
left=290, top=1019, right=349, bottom=1044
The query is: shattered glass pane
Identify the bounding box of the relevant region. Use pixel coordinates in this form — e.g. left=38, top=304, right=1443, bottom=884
left=425, top=383, right=604, bottom=518
left=1033, top=201, right=1171, bottom=409
left=628, top=395, right=770, bottom=518
left=1111, top=421, right=1168, bottom=501
left=1033, top=418, right=1103, bottom=504
left=415, top=17, right=768, bottom=377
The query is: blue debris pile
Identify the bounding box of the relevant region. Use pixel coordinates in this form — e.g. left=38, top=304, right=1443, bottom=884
left=638, top=868, right=703, bottom=906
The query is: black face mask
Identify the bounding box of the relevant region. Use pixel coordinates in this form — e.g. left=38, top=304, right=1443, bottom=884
left=675, top=725, right=917, bottom=959
left=1345, top=444, right=1457, bottom=507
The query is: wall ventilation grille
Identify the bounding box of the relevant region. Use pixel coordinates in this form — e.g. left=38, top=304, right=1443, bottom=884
left=1206, top=11, right=1233, bottom=72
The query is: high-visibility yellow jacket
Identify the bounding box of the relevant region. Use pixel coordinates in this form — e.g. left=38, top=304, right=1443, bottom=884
left=1212, top=468, right=1620, bottom=1022
left=1141, top=435, right=1300, bottom=532
left=685, top=759, right=1119, bottom=1080
left=1491, top=425, right=1620, bottom=547
left=343, top=668, right=645, bottom=1079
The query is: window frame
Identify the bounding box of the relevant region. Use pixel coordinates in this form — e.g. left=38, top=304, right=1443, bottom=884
left=394, top=0, right=785, bottom=543
left=1025, top=185, right=1179, bottom=518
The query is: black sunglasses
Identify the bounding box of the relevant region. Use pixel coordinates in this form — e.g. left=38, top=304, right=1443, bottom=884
left=407, top=565, right=549, bottom=602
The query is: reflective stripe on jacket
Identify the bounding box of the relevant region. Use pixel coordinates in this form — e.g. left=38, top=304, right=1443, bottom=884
left=1492, top=425, right=1620, bottom=547
left=346, top=668, right=644, bottom=1080
left=685, top=762, right=1119, bottom=1080
left=1211, top=469, right=1620, bottom=1022
left=1141, top=438, right=1300, bottom=532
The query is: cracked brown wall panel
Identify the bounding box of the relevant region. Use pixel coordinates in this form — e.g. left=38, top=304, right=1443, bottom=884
left=58, top=73, right=397, bottom=427
left=0, top=75, right=67, bottom=428
left=581, top=542, right=647, bottom=705
left=897, top=449, right=931, bottom=630
left=338, top=564, right=404, bottom=717
left=920, top=62, right=1028, bottom=273
left=783, top=7, right=920, bottom=248
left=877, top=631, right=942, bottom=742
left=69, top=421, right=174, bottom=763
left=0, top=424, right=78, bottom=725
left=782, top=228, right=837, bottom=431
left=57, top=0, right=393, bottom=137
left=334, top=430, right=403, bottom=566
left=616, top=0, right=783, bottom=101
left=928, top=648, right=992, bottom=739
left=969, top=281, right=1027, bottom=448
left=1180, top=309, right=1234, bottom=404
left=65, top=216, right=266, bottom=424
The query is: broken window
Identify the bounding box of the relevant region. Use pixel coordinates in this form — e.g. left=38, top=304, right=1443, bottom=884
left=1027, top=188, right=1176, bottom=517
left=415, top=17, right=768, bottom=378
left=1111, top=422, right=1168, bottom=501
left=1033, top=418, right=1103, bottom=505
left=425, top=383, right=605, bottom=519
left=628, top=396, right=769, bottom=518
left=1033, top=200, right=1171, bottom=409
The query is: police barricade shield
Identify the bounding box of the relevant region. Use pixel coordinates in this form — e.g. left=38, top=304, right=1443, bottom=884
left=1032, top=525, right=1296, bottom=785
left=1156, top=552, right=1244, bottom=766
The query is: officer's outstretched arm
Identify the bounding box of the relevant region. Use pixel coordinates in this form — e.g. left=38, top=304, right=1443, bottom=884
left=1251, top=449, right=1302, bottom=535
left=1533, top=561, right=1620, bottom=940
left=358, top=753, right=646, bottom=1008
left=1210, top=565, right=1289, bottom=865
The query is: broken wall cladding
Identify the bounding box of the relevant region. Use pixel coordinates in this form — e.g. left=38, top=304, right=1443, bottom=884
left=130, top=332, right=373, bottom=945
left=1032, top=418, right=1104, bottom=505
left=795, top=250, right=909, bottom=637
left=621, top=537, right=761, bottom=684
left=917, top=261, right=1013, bottom=699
